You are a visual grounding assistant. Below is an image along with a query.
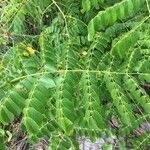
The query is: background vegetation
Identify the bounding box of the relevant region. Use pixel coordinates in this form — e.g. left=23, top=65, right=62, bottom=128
left=0, top=0, right=150, bottom=149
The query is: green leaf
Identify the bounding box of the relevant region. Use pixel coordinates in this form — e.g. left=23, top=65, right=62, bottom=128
left=24, top=117, right=39, bottom=134
left=82, top=0, right=91, bottom=12
left=61, top=117, right=73, bottom=135
left=39, top=76, right=56, bottom=89
left=102, top=143, right=113, bottom=150
left=88, top=19, right=95, bottom=41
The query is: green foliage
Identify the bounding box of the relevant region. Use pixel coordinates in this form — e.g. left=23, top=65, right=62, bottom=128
left=0, top=0, right=150, bottom=149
